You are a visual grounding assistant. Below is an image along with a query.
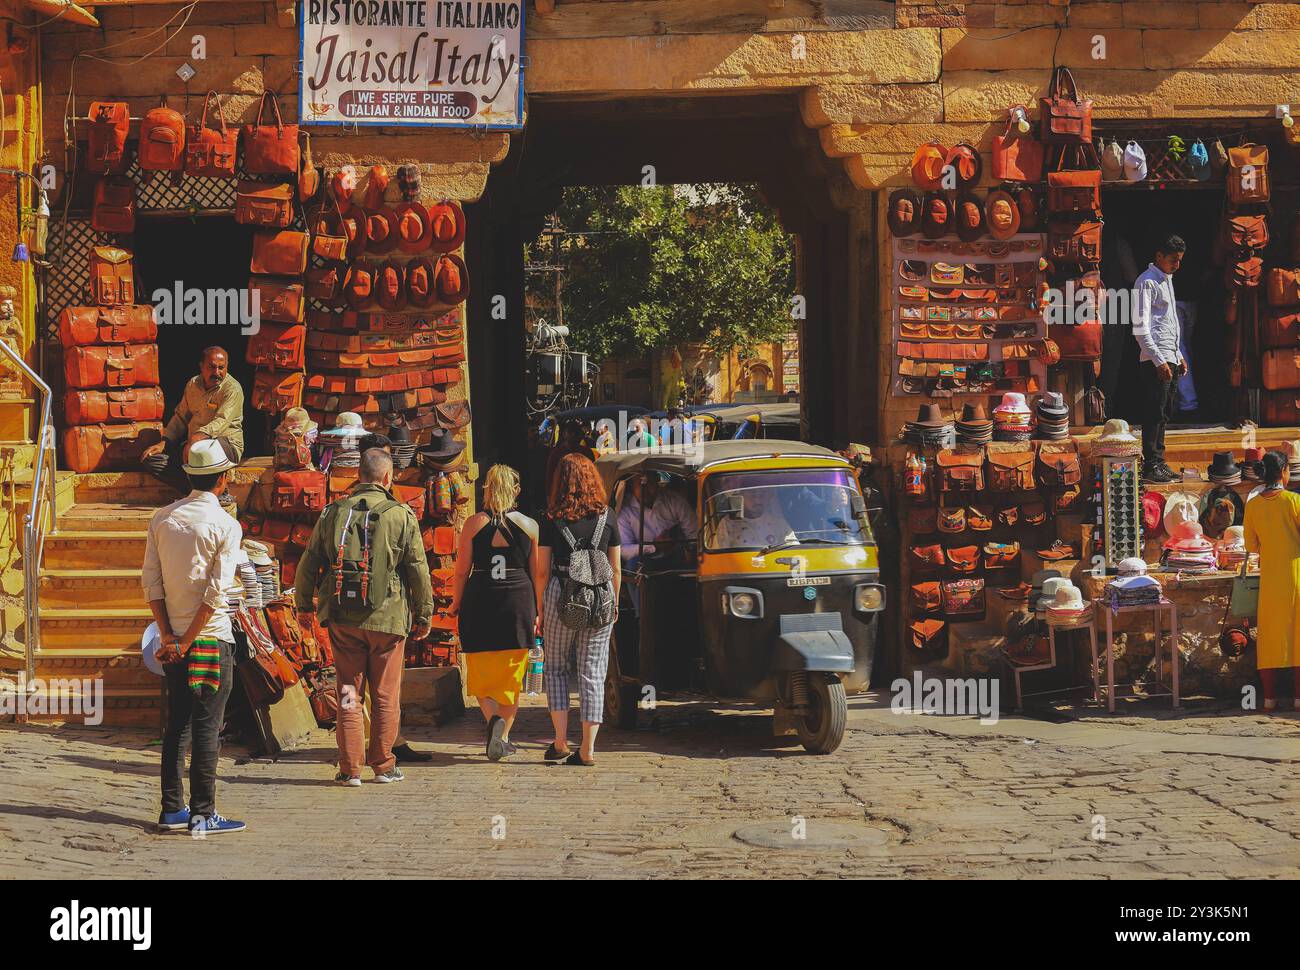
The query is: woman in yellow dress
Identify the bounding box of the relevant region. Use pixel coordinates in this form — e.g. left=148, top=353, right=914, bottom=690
left=1242, top=451, right=1300, bottom=711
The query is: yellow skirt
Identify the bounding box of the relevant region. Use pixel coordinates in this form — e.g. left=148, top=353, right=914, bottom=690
left=464, top=649, right=529, bottom=706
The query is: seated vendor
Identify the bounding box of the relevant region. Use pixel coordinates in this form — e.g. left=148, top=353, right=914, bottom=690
left=142, top=346, right=244, bottom=492
left=713, top=487, right=796, bottom=551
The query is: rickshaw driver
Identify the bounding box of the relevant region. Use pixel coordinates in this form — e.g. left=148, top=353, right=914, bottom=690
left=713, top=486, right=797, bottom=550
left=618, top=473, right=697, bottom=614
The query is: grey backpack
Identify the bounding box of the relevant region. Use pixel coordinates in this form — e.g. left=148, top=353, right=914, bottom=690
left=556, top=508, right=616, bottom=630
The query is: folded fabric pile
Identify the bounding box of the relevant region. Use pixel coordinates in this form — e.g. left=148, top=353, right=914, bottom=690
left=1162, top=519, right=1216, bottom=572
left=993, top=392, right=1032, bottom=443
left=237, top=547, right=264, bottom=610
left=1105, top=574, right=1162, bottom=609
left=903, top=403, right=954, bottom=448
left=1035, top=391, right=1070, bottom=441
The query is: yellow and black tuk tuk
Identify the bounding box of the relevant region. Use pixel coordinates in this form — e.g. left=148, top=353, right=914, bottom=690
left=597, top=440, right=884, bottom=754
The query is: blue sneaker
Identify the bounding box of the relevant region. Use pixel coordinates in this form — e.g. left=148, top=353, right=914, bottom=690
left=188, top=813, right=246, bottom=836
left=157, top=806, right=190, bottom=832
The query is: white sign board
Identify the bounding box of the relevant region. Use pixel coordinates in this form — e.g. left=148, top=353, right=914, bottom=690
left=300, top=0, right=525, bottom=128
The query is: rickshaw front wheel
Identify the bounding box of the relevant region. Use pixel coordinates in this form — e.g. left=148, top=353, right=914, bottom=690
left=604, top=634, right=642, bottom=731
left=794, top=675, right=848, bottom=755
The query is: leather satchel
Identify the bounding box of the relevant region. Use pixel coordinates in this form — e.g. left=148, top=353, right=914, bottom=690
left=433, top=400, right=471, bottom=430
left=1049, top=319, right=1103, bottom=360
left=1262, top=349, right=1300, bottom=391
left=271, top=469, right=327, bottom=514
left=250, top=230, right=309, bottom=276
left=936, top=449, right=985, bottom=492
left=249, top=277, right=305, bottom=324
left=65, top=386, right=165, bottom=425
left=1263, top=391, right=1300, bottom=425
left=1224, top=214, right=1268, bottom=252
left=62, top=421, right=164, bottom=473
left=138, top=97, right=186, bottom=172
left=1047, top=158, right=1101, bottom=216
left=87, top=246, right=136, bottom=306
left=1227, top=143, right=1269, bottom=205
left=910, top=581, right=942, bottom=615
left=1263, top=309, right=1300, bottom=350
left=1227, top=256, right=1263, bottom=290
left=393, top=483, right=427, bottom=520
left=909, top=618, right=946, bottom=653
left=246, top=322, right=306, bottom=370
left=944, top=545, right=980, bottom=575
left=185, top=90, right=239, bottom=179
left=58, top=304, right=156, bottom=347
left=1266, top=268, right=1300, bottom=308
left=982, top=541, right=1020, bottom=570
left=252, top=369, right=303, bottom=412
left=306, top=266, right=343, bottom=300
left=86, top=101, right=130, bottom=174
left=92, top=177, right=135, bottom=235
left=235, top=610, right=288, bottom=708
left=992, top=108, right=1044, bottom=182
left=1039, top=66, right=1092, bottom=144
left=987, top=449, right=1035, bottom=492
left=242, top=90, right=299, bottom=176
left=942, top=578, right=985, bottom=620
left=64, top=344, right=160, bottom=389
left=1036, top=442, right=1081, bottom=488
left=235, top=181, right=294, bottom=227
left=1048, top=220, right=1102, bottom=264
left=909, top=543, right=945, bottom=575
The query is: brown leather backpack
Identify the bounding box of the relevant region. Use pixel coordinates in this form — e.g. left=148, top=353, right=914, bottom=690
left=249, top=278, right=305, bottom=324
left=1224, top=214, right=1269, bottom=252
left=1227, top=143, right=1270, bottom=205
left=92, top=178, right=136, bottom=235
left=242, top=90, right=299, bottom=176
left=987, top=448, right=1036, bottom=492
left=1048, top=220, right=1102, bottom=264
left=87, top=246, right=136, bottom=306
left=86, top=101, right=130, bottom=174
left=138, top=98, right=186, bottom=172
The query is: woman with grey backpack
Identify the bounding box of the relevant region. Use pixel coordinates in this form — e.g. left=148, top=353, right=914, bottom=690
left=536, top=453, right=621, bottom=766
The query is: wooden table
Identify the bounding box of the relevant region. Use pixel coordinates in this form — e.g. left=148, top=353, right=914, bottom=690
left=1097, top=598, right=1181, bottom=713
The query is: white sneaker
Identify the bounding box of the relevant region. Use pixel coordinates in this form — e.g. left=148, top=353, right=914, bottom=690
left=374, top=767, right=405, bottom=784
left=335, top=772, right=362, bottom=787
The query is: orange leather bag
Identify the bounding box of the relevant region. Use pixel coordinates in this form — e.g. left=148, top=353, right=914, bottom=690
left=65, top=386, right=165, bottom=426
left=1267, top=268, right=1300, bottom=308
left=271, top=469, right=327, bottom=515
left=62, top=421, right=164, bottom=473
left=1039, top=66, right=1092, bottom=144
left=1227, top=143, right=1269, bottom=205
left=92, top=178, right=135, bottom=234
left=1262, top=349, right=1300, bottom=391
left=246, top=322, right=306, bottom=370
left=138, top=98, right=186, bottom=172
left=242, top=90, right=299, bottom=176
left=250, top=230, right=309, bottom=276
left=185, top=91, right=238, bottom=179
left=86, top=101, right=130, bottom=174
left=58, top=305, right=156, bottom=347
left=1263, top=391, right=1300, bottom=425
left=87, top=246, right=136, bottom=306
left=986, top=449, right=1035, bottom=492
left=991, top=108, right=1044, bottom=182
left=251, top=370, right=303, bottom=412
left=235, top=181, right=294, bottom=227
left=249, top=278, right=305, bottom=324
left=1048, top=220, right=1102, bottom=264
left=1263, top=309, right=1300, bottom=350
left=63, top=344, right=160, bottom=389
left=936, top=449, right=985, bottom=492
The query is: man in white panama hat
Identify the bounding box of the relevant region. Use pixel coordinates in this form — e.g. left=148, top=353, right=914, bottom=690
left=141, top=438, right=246, bottom=836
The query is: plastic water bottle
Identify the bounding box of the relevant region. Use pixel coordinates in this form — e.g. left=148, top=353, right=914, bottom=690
left=525, top=637, right=544, bottom=695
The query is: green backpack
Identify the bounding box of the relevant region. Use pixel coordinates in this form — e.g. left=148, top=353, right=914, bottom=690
left=326, top=494, right=401, bottom=611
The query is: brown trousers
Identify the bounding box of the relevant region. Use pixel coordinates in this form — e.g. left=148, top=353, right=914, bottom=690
left=331, top=623, right=405, bottom=776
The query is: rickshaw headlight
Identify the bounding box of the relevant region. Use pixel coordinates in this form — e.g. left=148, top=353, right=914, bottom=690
left=854, top=584, right=885, bottom=612
left=723, top=588, right=763, bottom=619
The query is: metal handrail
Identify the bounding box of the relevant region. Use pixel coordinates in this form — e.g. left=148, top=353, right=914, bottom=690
left=0, top=338, right=56, bottom=681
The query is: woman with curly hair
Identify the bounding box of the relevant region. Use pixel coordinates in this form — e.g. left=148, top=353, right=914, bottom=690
left=537, top=452, right=621, bottom=765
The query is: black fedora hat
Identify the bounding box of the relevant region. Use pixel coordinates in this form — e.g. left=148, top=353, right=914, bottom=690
left=1207, top=451, right=1241, bottom=482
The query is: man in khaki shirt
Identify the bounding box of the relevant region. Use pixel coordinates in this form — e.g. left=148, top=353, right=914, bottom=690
left=143, top=347, right=245, bottom=491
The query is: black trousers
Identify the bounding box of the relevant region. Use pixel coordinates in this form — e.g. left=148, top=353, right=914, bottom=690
left=1138, top=361, right=1177, bottom=467
left=161, top=639, right=234, bottom=818
left=142, top=436, right=237, bottom=492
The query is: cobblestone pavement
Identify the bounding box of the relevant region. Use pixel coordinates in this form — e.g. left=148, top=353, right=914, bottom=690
left=2, top=695, right=1298, bottom=879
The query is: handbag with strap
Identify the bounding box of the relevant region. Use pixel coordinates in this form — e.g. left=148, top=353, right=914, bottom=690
left=1262, top=349, right=1300, bottom=391
left=92, top=177, right=135, bottom=235
left=64, top=386, right=165, bottom=425
left=1047, top=144, right=1101, bottom=216
left=1039, top=66, right=1092, bottom=144
left=246, top=322, right=306, bottom=370
left=1230, top=560, right=1259, bottom=619
left=987, top=449, right=1035, bottom=492
left=942, top=578, right=986, bottom=620
left=242, top=90, right=299, bottom=176
left=1048, top=220, right=1102, bottom=264
left=63, top=344, right=160, bottom=389
left=992, top=107, right=1044, bottom=182
left=250, top=229, right=309, bottom=276
left=1224, top=214, right=1269, bottom=252
left=1267, top=268, right=1300, bottom=308
left=910, top=581, right=942, bottom=615
left=58, top=304, right=156, bottom=347
left=62, top=421, right=164, bottom=473
left=235, top=610, right=289, bottom=708
left=185, top=90, right=239, bottom=179
left=87, top=101, right=130, bottom=174
left=249, top=277, right=305, bottom=324
left=982, top=541, right=1020, bottom=570
left=252, top=369, right=303, bottom=412
left=235, top=181, right=294, bottom=227
left=271, top=469, right=327, bottom=514
left=1227, top=143, right=1269, bottom=205
left=1035, top=442, right=1081, bottom=489
left=87, top=246, right=136, bottom=306
left=909, top=543, right=945, bottom=575
left=944, top=545, right=980, bottom=575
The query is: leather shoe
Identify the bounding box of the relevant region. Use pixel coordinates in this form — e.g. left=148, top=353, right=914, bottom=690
left=392, top=743, right=432, bottom=764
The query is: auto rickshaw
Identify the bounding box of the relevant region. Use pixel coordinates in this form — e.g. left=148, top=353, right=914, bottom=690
left=597, top=440, right=885, bottom=754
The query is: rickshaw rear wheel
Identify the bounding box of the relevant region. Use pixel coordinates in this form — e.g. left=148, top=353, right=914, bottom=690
left=604, top=633, right=642, bottom=730
left=795, top=675, right=847, bottom=755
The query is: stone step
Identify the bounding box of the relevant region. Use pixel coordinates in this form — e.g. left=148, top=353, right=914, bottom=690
left=37, top=606, right=152, bottom=650
left=58, top=503, right=155, bottom=534
left=42, top=531, right=148, bottom=569
left=15, top=688, right=161, bottom=728
left=31, top=648, right=159, bottom=691
left=39, top=568, right=144, bottom=608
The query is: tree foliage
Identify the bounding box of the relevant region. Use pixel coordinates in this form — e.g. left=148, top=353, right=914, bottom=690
left=531, top=183, right=795, bottom=361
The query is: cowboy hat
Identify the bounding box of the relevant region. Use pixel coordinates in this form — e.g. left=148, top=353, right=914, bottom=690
left=435, top=253, right=470, bottom=304
left=1207, top=451, right=1242, bottom=483
left=365, top=205, right=400, bottom=254
left=921, top=192, right=953, bottom=239
left=887, top=188, right=923, bottom=237
left=910, top=141, right=948, bottom=190
left=944, top=142, right=982, bottom=188
left=395, top=201, right=432, bottom=253
left=182, top=438, right=235, bottom=476
left=376, top=259, right=408, bottom=311
left=985, top=188, right=1021, bottom=240
left=428, top=201, right=467, bottom=253
left=954, top=192, right=986, bottom=242
left=406, top=256, right=437, bottom=309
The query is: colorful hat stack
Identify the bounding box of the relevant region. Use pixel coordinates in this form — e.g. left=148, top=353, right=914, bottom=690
left=903, top=404, right=955, bottom=448
left=1034, top=392, right=1070, bottom=440
left=1093, top=418, right=1141, bottom=459
left=1207, top=451, right=1242, bottom=485
left=956, top=403, right=993, bottom=445
left=993, top=392, right=1032, bottom=442
left=1241, top=447, right=1264, bottom=483
left=388, top=424, right=417, bottom=470
left=320, top=411, right=365, bottom=469
left=1162, top=519, right=1216, bottom=572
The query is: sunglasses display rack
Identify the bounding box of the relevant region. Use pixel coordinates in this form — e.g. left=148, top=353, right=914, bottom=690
left=890, top=233, right=1050, bottom=400
left=1100, top=456, right=1144, bottom=568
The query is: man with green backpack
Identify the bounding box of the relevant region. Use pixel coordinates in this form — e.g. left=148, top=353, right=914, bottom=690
left=296, top=448, right=432, bottom=785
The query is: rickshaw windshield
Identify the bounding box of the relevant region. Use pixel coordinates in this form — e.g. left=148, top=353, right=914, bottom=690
left=701, top=469, right=873, bottom=552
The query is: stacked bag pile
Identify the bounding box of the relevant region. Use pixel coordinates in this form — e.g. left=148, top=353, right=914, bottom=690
left=1261, top=180, right=1300, bottom=422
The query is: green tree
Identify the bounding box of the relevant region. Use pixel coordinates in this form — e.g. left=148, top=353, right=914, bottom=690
left=532, top=183, right=795, bottom=362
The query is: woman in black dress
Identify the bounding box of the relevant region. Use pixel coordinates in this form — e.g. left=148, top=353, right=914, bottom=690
left=448, top=464, right=539, bottom=761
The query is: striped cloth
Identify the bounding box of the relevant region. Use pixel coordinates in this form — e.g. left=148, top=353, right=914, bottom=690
left=187, top=638, right=222, bottom=695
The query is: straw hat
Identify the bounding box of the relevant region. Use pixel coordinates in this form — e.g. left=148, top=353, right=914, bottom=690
left=242, top=540, right=273, bottom=567
left=1220, top=525, right=1246, bottom=549
left=1117, top=557, right=1148, bottom=577
left=1093, top=418, right=1141, bottom=457
left=1047, top=582, right=1090, bottom=619
left=1162, top=490, right=1201, bottom=534
left=181, top=438, right=235, bottom=475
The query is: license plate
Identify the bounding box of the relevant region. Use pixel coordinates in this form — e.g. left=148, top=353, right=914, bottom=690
left=786, top=576, right=830, bottom=587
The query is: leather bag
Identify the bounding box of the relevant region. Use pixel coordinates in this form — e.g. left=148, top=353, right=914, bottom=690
left=271, top=469, right=327, bottom=515
left=1263, top=309, right=1300, bottom=351
left=1224, top=214, right=1269, bottom=252
left=62, top=421, right=164, bottom=473
left=987, top=449, right=1035, bottom=492
left=992, top=108, right=1044, bottom=182
left=944, top=545, right=980, bottom=575
left=1048, top=220, right=1102, bottom=264
left=909, top=618, right=946, bottom=653
left=942, top=578, right=986, bottom=620
left=63, top=344, right=159, bottom=389
left=251, top=369, right=303, bottom=412
left=246, top=322, right=306, bottom=370
left=1263, top=391, right=1300, bottom=425
left=433, top=400, right=471, bottom=430
left=1227, top=143, right=1270, bottom=205
left=249, top=277, right=305, bottom=324
left=936, top=448, right=985, bottom=493
left=1039, top=66, right=1092, bottom=144
left=982, top=541, right=1020, bottom=570
left=1262, top=349, right=1300, bottom=391
left=1036, top=442, right=1081, bottom=488
left=250, top=230, right=309, bottom=276
left=242, top=90, right=299, bottom=176
left=235, top=610, right=288, bottom=708
left=273, top=424, right=313, bottom=471
left=92, top=177, right=135, bottom=234
left=306, top=266, right=342, bottom=300
left=138, top=98, right=186, bottom=172
left=1227, top=256, right=1263, bottom=290
left=64, top=386, right=165, bottom=425
left=87, top=246, right=136, bottom=306
left=86, top=101, right=130, bottom=174
left=909, top=543, right=945, bottom=575
left=1267, top=268, right=1300, bottom=308
left=234, top=181, right=294, bottom=228
left=185, top=91, right=239, bottom=179
left=1049, top=319, right=1103, bottom=360
left=1047, top=152, right=1101, bottom=215
left=910, top=581, right=942, bottom=615
left=58, top=304, right=156, bottom=347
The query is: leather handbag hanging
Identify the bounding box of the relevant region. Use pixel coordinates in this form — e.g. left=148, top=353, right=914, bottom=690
left=992, top=107, right=1044, bottom=182
left=298, top=132, right=320, bottom=202
left=306, top=266, right=342, bottom=300
left=246, top=322, right=306, bottom=370
left=58, top=305, right=156, bottom=346
left=249, top=277, right=305, bottom=324
left=63, top=344, right=160, bottom=389
left=1227, top=143, right=1269, bottom=206
left=986, top=448, right=1035, bottom=492
left=909, top=618, right=946, bottom=653
left=1261, top=349, right=1300, bottom=391
left=1047, top=145, right=1101, bottom=216
left=909, top=543, right=945, bottom=575
left=942, top=578, right=985, bottom=620
left=433, top=400, right=471, bottom=430
left=1039, top=66, right=1092, bottom=144
left=1049, top=318, right=1103, bottom=360
left=252, top=369, right=303, bottom=412
left=92, top=177, right=136, bottom=234
left=1263, top=308, right=1300, bottom=350
left=311, top=193, right=351, bottom=260
left=936, top=449, right=985, bottom=492
left=235, top=181, right=294, bottom=227
left=1035, top=442, right=1081, bottom=489
left=64, top=386, right=165, bottom=426
left=87, top=101, right=130, bottom=174
left=138, top=96, right=186, bottom=172
left=910, top=581, right=942, bottom=615
left=235, top=610, right=291, bottom=707
left=1223, top=214, right=1268, bottom=252
left=1263, top=391, right=1300, bottom=425
left=242, top=90, right=299, bottom=176
left=944, top=545, right=980, bottom=575
left=1226, top=255, right=1263, bottom=290
left=271, top=469, right=327, bottom=514
left=185, top=90, right=239, bottom=179
left=982, top=541, right=1020, bottom=570
left=1266, top=268, right=1300, bottom=308
left=86, top=246, right=136, bottom=306
left=62, top=421, right=164, bottom=473
left=250, top=229, right=309, bottom=276
left=1048, top=220, right=1102, bottom=264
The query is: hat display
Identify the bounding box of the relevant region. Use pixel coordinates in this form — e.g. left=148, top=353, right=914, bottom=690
left=903, top=404, right=955, bottom=447
left=993, top=391, right=1032, bottom=442
left=954, top=193, right=986, bottom=242
left=321, top=411, right=365, bottom=468
left=1034, top=391, right=1069, bottom=440
left=985, top=189, right=1021, bottom=240
left=1046, top=582, right=1090, bottom=624
left=395, top=201, right=432, bottom=253
left=388, top=423, right=417, bottom=470
left=1093, top=418, right=1141, bottom=458
left=956, top=403, right=993, bottom=445
left=416, top=428, right=467, bottom=469
left=376, top=259, right=407, bottom=311
left=888, top=188, right=922, bottom=238
left=1163, top=519, right=1216, bottom=572
left=1207, top=451, right=1242, bottom=485
left=910, top=141, right=948, bottom=190
left=1117, top=557, right=1148, bottom=578
left=1241, top=446, right=1264, bottom=483
left=362, top=164, right=390, bottom=211
left=921, top=192, right=953, bottom=239
left=181, top=438, right=236, bottom=476
left=1217, top=524, right=1248, bottom=570
left=1037, top=575, right=1072, bottom=614
left=945, top=142, right=982, bottom=188
left=428, top=201, right=467, bottom=253
left=1162, top=490, right=1200, bottom=535
left=1286, top=440, right=1300, bottom=475
left=435, top=253, right=470, bottom=304
left=1142, top=491, right=1164, bottom=535
left=242, top=539, right=273, bottom=567
left=406, top=256, right=436, bottom=309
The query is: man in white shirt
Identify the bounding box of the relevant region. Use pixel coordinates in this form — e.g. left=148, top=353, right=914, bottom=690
left=1131, top=235, right=1187, bottom=483
left=141, top=439, right=245, bottom=836
left=618, top=474, right=697, bottom=613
